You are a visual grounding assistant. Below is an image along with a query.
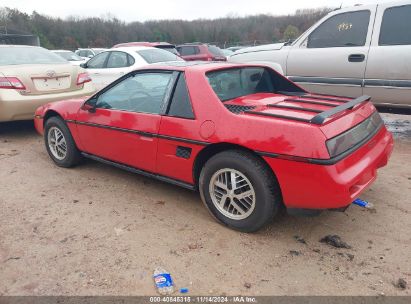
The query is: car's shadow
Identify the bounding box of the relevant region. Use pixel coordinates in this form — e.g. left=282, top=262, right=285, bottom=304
left=0, top=120, right=37, bottom=138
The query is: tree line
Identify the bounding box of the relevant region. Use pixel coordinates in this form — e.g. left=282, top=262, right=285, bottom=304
left=0, top=7, right=332, bottom=50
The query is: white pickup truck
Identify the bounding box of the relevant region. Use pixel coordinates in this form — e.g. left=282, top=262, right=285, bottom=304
left=229, top=1, right=411, bottom=108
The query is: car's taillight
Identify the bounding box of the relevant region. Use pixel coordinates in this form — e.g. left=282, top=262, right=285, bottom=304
left=0, top=77, right=26, bottom=90
left=326, top=112, right=384, bottom=158
left=76, top=73, right=91, bottom=85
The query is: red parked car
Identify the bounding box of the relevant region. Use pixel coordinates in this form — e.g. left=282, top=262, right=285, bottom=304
left=34, top=62, right=393, bottom=232
left=176, top=43, right=226, bottom=61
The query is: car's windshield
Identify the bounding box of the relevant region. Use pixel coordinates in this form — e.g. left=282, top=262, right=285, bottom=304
left=55, top=51, right=83, bottom=61
left=93, top=49, right=106, bottom=54
left=137, top=48, right=183, bottom=64
left=0, top=47, right=67, bottom=65
left=206, top=67, right=304, bottom=102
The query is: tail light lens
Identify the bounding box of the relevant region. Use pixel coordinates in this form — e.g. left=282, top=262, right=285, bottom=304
left=326, top=112, right=384, bottom=158
left=76, top=72, right=92, bottom=85
left=0, top=77, right=26, bottom=90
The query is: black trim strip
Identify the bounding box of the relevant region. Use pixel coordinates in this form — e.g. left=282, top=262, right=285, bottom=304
left=69, top=120, right=155, bottom=137
left=310, top=95, right=371, bottom=125
left=257, top=123, right=383, bottom=165
left=289, top=76, right=411, bottom=89
left=364, top=79, right=411, bottom=88
left=245, top=111, right=312, bottom=123
left=66, top=120, right=209, bottom=146
left=284, top=98, right=340, bottom=107
left=267, top=104, right=323, bottom=113
left=289, top=76, right=363, bottom=86
left=81, top=152, right=196, bottom=190
left=157, top=134, right=209, bottom=146
left=304, top=95, right=350, bottom=103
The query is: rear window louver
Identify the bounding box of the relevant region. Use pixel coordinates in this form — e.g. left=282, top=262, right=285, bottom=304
left=225, top=104, right=256, bottom=114
left=245, top=95, right=371, bottom=125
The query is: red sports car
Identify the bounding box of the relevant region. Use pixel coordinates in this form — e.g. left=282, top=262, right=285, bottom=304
left=34, top=62, right=394, bottom=232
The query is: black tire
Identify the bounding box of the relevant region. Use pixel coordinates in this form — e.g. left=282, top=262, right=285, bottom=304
left=199, top=150, right=282, bottom=232
left=44, top=116, right=81, bottom=168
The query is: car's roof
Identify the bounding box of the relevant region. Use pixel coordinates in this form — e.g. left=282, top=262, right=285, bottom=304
left=109, top=46, right=158, bottom=52
left=0, top=45, right=40, bottom=48
left=144, top=61, right=256, bottom=72
left=51, top=50, right=73, bottom=52
left=113, top=42, right=175, bottom=48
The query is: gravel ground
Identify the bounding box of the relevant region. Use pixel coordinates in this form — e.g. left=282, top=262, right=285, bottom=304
left=0, top=114, right=410, bottom=296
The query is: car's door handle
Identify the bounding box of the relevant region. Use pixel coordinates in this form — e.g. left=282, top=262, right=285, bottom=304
left=348, top=54, right=365, bottom=62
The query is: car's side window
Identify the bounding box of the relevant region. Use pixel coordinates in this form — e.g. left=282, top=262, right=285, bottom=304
left=96, top=72, right=174, bottom=114
left=178, top=46, right=199, bottom=56
left=106, top=51, right=130, bottom=68
left=86, top=52, right=109, bottom=69
left=127, top=54, right=135, bottom=66
left=379, top=5, right=411, bottom=46
left=167, top=74, right=195, bottom=119
left=307, top=10, right=371, bottom=48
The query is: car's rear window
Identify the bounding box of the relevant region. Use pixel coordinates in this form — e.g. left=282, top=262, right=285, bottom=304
left=137, top=48, right=183, bottom=64
left=207, top=45, right=225, bottom=57
left=55, top=51, right=83, bottom=61
left=206, top=67, right=304, bottom=102
left=0, top=47, right=67, bottom=65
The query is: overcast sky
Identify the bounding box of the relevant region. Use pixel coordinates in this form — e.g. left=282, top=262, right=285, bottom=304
left=1, top=0, right=394, bottom=21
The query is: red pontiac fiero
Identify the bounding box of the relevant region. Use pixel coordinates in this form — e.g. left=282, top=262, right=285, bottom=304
left=34, top=62, right=394, bottom=232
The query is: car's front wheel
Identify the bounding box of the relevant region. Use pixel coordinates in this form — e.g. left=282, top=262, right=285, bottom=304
left=199, top=150, right=282, bottom=232
left=44, top=116, right=81, bottom=168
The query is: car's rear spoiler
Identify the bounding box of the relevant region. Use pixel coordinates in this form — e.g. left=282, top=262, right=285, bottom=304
left=245, top=95, right=371, bottom=125
left=310, top=95, right=371, bottom=125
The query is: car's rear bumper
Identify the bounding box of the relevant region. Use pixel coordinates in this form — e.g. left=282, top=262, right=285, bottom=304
left=0, top=83, right=95, bottom=122
left=263, top=126, right=394, bottom=209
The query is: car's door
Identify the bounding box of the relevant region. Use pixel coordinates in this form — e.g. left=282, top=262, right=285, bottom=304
left=103, top=51, right=137, bottom=85
left=286, top=6, right=376, bottom=97
left=83, top=51, right=110, bottom=90
left=363, top=3, right=411, bottom=107
left=156, top=73, right=200, bottom=185
left=76, top=71, right=177, bottom=173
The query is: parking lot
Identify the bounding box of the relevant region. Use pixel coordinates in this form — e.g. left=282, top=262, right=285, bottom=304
left=0, top=113, right=410, bottom=296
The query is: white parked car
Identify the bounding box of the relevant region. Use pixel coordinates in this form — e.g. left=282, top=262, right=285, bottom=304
left=229, top=1, right=411, bottom=108
left=75, top=48, right=107, bottom=60
left=79, top=46, right=184, bottom=90
left=51, top=50, right=87, bottom=66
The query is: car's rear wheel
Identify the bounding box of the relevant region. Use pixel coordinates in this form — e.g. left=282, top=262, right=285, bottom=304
left=199, top=150, right=281, bottom=232
left=44, top=116, right=81, bottom=168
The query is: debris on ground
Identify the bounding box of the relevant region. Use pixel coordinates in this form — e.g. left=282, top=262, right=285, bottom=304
left=4, top=257, right=20, bottom=262
left=289, top=250, right=301, bottom=256
left=244, top=282, right=251, bottom=289
left=394, top=278, right=407, bottom=290
left=153, top=267, right=174, bottom=295
left=180, top=288, right=189, bottom=293
left=293, top=235, right=307, bottom=244
left=320, top=235, right=352, bottom=249
left=346, top=253, right=355, bottom=261
left=156, top=200, right=166, bottom=205
left=188, top=243, right=202, bottom=250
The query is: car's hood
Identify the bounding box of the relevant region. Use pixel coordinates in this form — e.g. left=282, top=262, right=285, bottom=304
left=232, top=43, right=286, bottom=55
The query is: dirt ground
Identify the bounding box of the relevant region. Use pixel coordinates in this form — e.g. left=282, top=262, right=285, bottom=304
left=0, top=113, right=410, bottom=296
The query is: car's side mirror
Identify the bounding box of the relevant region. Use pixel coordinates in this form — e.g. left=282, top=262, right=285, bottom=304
left=81, top=101, right=96, bottom=113
left=80, top=63, right=87, bottom=68
left=88, top=55, right=94, bottom=58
